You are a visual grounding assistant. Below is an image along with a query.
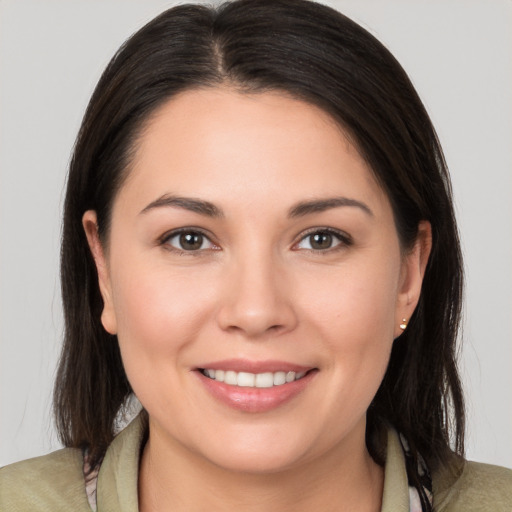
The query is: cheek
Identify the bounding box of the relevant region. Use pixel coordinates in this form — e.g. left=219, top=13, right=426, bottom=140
left=109, top=262, right=216, bottom=385
left=297, top=254, right=400, bottom=414
left=301, top=253, right=400, bottom=344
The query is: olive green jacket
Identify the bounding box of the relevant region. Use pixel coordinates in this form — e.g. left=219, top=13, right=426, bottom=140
left=1, top=415, right=511, bottom=511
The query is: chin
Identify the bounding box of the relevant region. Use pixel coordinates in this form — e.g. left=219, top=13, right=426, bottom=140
left=202, top=444, right=307, bottom=475
left=184, top=423, right=321, bottom=475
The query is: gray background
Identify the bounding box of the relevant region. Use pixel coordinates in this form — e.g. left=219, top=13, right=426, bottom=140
left=1, top=0, right=511, bottom=467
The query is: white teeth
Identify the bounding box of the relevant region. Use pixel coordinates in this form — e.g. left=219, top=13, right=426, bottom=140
left=224, top=370, right=237, bottom=385
left=237, top=372, right=255, bottom=387
left=255, top=372, right=274, bottom=388
left=273, top=371, right=286, bottom=385
left=202, top=368, right=308, bottom=388
left=286, top=371, right=296, bottom=383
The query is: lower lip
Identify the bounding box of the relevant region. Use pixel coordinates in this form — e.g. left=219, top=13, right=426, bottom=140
left=197, top=370, right=317, bottom=413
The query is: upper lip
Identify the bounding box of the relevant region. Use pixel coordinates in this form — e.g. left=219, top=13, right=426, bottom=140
left=195, top=359, right=314, bottom=374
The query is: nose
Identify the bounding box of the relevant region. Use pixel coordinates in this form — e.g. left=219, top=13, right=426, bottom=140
left=216, top=253, right=298, bottom=339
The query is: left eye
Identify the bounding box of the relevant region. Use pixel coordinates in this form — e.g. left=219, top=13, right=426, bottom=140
left=164, top=231, right=215, bottom=251
left=295, top=230, right=348, bottom=251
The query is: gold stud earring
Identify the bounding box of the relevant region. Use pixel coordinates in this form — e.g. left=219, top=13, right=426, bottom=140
left=399, top=318, right=408, bottom=330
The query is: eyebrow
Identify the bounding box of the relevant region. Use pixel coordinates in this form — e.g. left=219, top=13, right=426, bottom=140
left=288, top=197, right=373, bottom=218
left=140, top=194, right=373, bottom=218
left=140, top=195, right=223, bottom=217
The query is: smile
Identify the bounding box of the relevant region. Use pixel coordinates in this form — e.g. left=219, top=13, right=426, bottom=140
left=196, top=360, right=317, bottom=412
left=200, top=369, right=307, bottom=388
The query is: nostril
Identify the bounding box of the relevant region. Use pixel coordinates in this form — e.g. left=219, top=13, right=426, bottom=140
left=215, top=277, right=299, bottom=337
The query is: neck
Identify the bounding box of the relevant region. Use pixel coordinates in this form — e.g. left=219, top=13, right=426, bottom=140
left=138, top=420, right=384, bottom=512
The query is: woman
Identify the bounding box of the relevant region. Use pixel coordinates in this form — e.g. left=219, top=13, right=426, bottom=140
left=1, top=0, right=511, bottom=510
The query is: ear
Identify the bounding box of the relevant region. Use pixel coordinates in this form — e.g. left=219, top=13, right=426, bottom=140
left=82, top=210, right=118, bottom=335
left=394, top=221, right=432, bottom=338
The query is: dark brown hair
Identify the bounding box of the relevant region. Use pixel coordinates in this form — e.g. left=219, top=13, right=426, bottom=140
left=55, top=0, right=464, bottom=506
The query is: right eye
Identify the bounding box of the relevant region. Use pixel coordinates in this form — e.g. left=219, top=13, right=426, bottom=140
left=162, top=230, right=216, bottom=252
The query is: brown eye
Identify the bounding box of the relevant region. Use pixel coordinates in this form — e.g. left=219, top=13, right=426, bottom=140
left=309, top=232, right=333, bottom=250
left=295, top=229, right=350, bottom=252
left=179, top=232, right=204, bottom=250
left=164, top=230, right=214, bottom=251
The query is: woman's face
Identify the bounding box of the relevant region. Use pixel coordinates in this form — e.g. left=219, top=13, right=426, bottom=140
left=85, top=88, right=428, bottom=473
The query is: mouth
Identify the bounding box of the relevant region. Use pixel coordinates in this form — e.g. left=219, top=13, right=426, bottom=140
left=195, top=361, right=318, bottom=413
left=199, top=368, right=309, bottom=388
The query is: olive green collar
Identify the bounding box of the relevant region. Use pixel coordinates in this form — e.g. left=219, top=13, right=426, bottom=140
left=97, top=414, right=145, bottom=511
left=96, top=414, right=411, bottom=511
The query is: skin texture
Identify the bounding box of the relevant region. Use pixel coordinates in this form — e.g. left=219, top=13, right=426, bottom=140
left=83, top=88, right=431, bottom=511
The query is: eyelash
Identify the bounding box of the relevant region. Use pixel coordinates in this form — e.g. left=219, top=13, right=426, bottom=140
left=159, top=227, right=353, bottom=255
left=159, top=228, right=219, bottom=256
left=292, top=227, right=353, bottom=254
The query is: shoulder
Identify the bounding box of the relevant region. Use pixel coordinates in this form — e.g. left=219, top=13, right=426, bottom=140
left=0, top=448, right=91, bottom=511
left=433, top=458, right=512, bottom=512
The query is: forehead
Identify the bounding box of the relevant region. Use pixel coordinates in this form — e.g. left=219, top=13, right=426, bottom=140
left=117, top=87, right=389, bottom=215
